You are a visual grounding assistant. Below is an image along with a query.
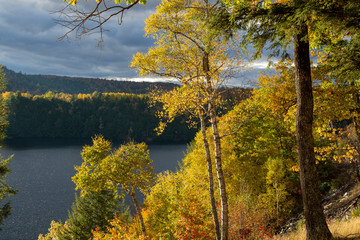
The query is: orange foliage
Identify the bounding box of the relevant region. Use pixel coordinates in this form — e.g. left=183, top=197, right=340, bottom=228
left=173, top=197, right=214, bottom=240
left=229, top=200, right=271, bottom=240
left=1, top=92, right=10, bottom=99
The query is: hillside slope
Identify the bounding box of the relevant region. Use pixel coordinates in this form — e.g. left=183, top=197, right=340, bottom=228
left=2, top=67, right=177, bottom=94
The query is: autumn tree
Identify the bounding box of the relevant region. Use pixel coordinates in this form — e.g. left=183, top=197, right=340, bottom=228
left=150, top=84, right=223, bottom=239
left=142, top=157, right=217, bottom=239
left=72, top=135, right=155, bottom=238
left=314, top=29, right=360, bottom=180
left=131, top=0, right=244, bottom=238
left=220, top=61, right=302, bottom=231
left=214, top=0, right=360, bottom=238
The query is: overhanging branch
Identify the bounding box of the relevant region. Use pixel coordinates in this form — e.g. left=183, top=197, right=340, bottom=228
left=54, top=0, right=140, bottom=42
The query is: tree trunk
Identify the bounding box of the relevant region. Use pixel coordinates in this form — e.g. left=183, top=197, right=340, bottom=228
left=351, top=88, right=360, bottom=181
left=130, top=190, right=146, bottom=237
left=352, top=115, right=360, bottom=181
left=209, top=101, right=229, bottom=240
left=203, top=53, right=229, bottom=240
left=293, top=22, right=333, bottom=240
left=199, top=109, right=221, bottom=240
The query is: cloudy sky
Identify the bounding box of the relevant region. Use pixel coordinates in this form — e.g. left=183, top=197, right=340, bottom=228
left=0, top=0, right=267, bottom=87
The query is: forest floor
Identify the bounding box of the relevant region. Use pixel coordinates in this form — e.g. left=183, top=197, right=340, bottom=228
left=273, top=180, right=360, bottom=240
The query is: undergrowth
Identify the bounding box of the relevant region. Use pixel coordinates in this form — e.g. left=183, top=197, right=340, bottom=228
left=271, top=217, right=360, bottom=240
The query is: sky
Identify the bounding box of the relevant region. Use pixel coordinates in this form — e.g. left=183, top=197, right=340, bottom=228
left=0, top=0, right=269, bottom=87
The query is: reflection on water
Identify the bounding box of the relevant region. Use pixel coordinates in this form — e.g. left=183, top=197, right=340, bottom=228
left=0, top=138, right=187, bottom=240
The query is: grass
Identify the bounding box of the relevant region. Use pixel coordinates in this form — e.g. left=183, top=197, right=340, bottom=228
left=271, top=217, right=360, bottom=240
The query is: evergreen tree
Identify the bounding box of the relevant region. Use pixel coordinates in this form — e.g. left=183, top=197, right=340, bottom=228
left=58, top=190, right=129, bottom=240
left=215, top=1, right=360, bottom=238
left=0, top=66, right=17, bottom=230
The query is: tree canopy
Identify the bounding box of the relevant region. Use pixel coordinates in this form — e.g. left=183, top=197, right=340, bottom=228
left=0, top=66, right=17, bottom=230
left=131, top=0, right=247, bottom=238
left=72, top=135, right=155, bottom=237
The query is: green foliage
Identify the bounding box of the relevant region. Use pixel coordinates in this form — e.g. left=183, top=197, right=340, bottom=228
left=3, top=91, right=197, bottom=143
left=260, top=157, right=291, bottom=228
left=73, top=136, right=155, bottom=237
left=2, top=66, right=176, bottom=95
left=0, top=155, right=17, bottom=230
left=0, top=66, right=17, bottom=230
left=0, top=67, right=9, bottom=142
left=38, top=221, right=65, bottom=240
left=73, top=135, right=155, bottom=197
left=58, top=191, right=129, bottom=240
left=351, top=204, right=360, bottom=217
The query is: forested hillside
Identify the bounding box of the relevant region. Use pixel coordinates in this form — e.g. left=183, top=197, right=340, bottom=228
left=3, top=89, right=249, bottom=143
left=2, top=91, right=195, bottom=143
left=2, top=67, right=177, bottom=94
left=0, top=0, right=356, bottom=239
left=39, top=60, right=360, bottom=240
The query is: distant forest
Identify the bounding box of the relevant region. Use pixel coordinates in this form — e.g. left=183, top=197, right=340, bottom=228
left=2, top=90, right=249, bottom=143
left=1, top=67, right=250, bottom=143
left=2, top=67, right=177, bottom=94
left=2, top=92, right=196, bottom=143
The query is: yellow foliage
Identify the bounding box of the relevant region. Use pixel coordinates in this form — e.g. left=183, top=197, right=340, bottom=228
left=1, top=92, right=10, bottom=99
left=92, top=215, right=145, bottom=240
left=37, top=221, right=67, bottom=240
left=151, top=85, right=206, bottom=134
left=73, top=136, right=155, bottom=197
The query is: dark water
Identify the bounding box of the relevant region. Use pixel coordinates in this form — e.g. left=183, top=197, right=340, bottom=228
left=0, top=139, right=187, bottom=240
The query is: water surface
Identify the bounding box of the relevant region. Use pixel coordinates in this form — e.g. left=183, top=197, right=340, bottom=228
left=0, top=138, right=187, bottom=240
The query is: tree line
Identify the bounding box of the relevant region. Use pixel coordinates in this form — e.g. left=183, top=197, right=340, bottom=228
left=2, top=66, right=177, bottom=95
left=3, top=89, right=248, bottom=143
left=2, top=91, right=196, bottom=143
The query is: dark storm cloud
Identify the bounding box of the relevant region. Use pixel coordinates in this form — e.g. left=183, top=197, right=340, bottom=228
left=0, top=0, right=269, bottom=85
left=0, top=0, right=159, bottom=78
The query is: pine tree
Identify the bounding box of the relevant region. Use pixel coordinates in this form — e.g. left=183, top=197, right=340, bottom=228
left=0, top=66, right=17, bottom=230
left=58, top=190, right=129, bottom=240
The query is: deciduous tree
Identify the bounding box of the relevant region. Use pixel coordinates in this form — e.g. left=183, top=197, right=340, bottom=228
left=215, top=1, right=359, bottom=238
left=72, top=135, right=155, bottom=237
left=131, top=0, right=244, bottom=238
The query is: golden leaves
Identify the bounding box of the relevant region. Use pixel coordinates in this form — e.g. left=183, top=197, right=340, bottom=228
left=73, top=135, right=155, bottom=198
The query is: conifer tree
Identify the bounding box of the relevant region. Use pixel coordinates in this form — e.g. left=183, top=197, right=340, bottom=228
left=0, top=66, right=17, bottom=230
left=215, top=1, right=359, bottom=239
left=57, top=190, right=128, bottom=240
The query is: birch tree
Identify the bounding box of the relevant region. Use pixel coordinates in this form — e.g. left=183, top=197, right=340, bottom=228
left=131, top=0, right=244, bottom=238
left=72, top=135, right=155, bottom=238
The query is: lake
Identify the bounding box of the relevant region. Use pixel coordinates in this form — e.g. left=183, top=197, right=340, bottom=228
left=0, top=138, right=187, bottom=240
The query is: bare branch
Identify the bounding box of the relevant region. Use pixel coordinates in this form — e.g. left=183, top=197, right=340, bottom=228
left=54, top=0, right=140, bottom=42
